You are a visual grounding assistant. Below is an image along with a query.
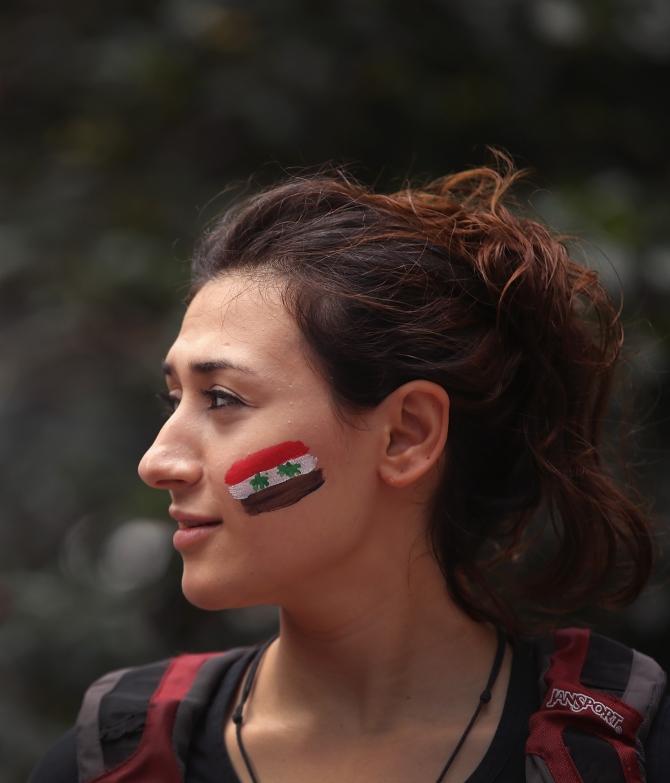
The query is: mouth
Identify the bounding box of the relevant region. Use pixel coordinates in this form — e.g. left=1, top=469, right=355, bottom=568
left=177, top=519, right=222, bottom=530
left=171, top=515, right=223, bottom=552
left=169, top=507, right=223, bottom=529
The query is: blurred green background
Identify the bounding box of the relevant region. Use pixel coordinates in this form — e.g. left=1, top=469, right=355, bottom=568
left=2, top=1, right=670, bottom=780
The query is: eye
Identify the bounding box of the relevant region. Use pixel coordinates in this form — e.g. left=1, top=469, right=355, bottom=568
left=202, top=388, right=244, bottom=409
left=156, top=391, right=180, bottom=416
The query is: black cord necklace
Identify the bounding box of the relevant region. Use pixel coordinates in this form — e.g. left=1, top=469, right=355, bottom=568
left=232, top=628, right=507, bottom=783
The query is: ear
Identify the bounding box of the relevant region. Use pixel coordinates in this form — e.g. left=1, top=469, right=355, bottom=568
left=377, top=380, right=450, bottom=488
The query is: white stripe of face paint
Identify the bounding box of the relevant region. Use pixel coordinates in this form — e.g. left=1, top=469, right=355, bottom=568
left=227, top=453, right=319, bottom=500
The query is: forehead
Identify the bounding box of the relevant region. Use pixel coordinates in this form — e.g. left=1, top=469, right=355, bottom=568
left=168, top=274, right=303, bottom=370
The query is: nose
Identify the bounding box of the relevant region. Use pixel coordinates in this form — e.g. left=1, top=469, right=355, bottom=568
left=138, top=427, right=203, bottom=490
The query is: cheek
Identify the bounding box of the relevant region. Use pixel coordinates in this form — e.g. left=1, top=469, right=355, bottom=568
left=236, top=483, right=370, bottom=589
left=235, top=443, right=375, bottom=564
left=181, top=486, right=366, bottom=611
left=223, top=440, right=326, bottom=517
left=181, top=444, right=377, bottom=609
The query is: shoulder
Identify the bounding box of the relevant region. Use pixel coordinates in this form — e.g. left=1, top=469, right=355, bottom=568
left=29, top=647, right=254, bottom=783
left=525, top=627, right=669, bottom=781
left=528, top=627, right=666, bottom=699
left=526, top=627, right=668, bottom=727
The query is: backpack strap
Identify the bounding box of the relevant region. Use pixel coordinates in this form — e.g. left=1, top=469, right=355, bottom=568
left=526, top=628, right=667, bottom=783
left=76, top=648, right=248, bottom=783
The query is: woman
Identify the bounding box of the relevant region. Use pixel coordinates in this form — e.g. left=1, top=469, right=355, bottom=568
left=31, top=159, right=669, bottom=782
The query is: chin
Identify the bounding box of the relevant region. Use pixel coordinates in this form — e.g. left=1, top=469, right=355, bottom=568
left=181, top=574, right=232, bottom=610
left=180, top=570, right=264, bottom=611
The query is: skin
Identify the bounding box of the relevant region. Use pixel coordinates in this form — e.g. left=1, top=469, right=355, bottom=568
left=138, top=272, right=511, bottom=783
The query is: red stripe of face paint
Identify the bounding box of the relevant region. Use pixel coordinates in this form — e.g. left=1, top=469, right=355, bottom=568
left=224, top=440, right=310, bottom=484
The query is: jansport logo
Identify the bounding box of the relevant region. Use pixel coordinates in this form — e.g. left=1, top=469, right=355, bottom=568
left=545, top=687, right=624, bottom=733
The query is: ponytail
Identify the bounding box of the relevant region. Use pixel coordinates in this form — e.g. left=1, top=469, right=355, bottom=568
left=418, top=162, right=652, bottom=629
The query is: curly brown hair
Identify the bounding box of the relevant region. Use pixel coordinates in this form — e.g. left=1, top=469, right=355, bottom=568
left=189, top=156, right=653, bottom=633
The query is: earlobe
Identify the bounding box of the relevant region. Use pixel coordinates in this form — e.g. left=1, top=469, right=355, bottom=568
left=378, top=381, right=450, bottom=488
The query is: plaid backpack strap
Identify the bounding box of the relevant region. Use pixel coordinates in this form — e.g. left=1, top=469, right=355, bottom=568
left=76, top=649, right=246, bottom=783
left=526, top=628, right=667, bottom=783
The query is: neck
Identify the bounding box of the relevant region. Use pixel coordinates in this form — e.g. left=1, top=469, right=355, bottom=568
left=253, top=550, right=501, bottom=733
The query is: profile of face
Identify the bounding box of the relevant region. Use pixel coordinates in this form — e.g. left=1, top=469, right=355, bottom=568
left=138, top=273, right=389, bottom=611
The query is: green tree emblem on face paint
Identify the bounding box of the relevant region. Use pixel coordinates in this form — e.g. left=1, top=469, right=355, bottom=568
left=277, top=461, right=302, bottom=477
left=250, top=472, right=270, bottom=492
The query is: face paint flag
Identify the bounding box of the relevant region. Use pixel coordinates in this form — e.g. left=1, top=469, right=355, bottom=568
left=225, top=440, right=324, bottom=515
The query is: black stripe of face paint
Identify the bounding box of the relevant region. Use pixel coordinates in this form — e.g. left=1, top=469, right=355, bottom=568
left=239, top=470, right=325, bottom=516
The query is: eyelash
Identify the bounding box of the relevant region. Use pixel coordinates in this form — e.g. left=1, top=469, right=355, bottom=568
left=156, top=389, right=244, bottom=416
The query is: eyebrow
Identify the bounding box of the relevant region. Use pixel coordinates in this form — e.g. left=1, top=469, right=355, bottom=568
left=161, top=359, right=257, bottom=377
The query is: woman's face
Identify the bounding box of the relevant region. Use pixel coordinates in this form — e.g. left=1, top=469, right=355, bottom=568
left=138, top=273, right=382, bottom=610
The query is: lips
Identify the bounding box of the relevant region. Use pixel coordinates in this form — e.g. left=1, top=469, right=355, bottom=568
left=178, top=520, right=221, bottom=530
left=169, top=508, right=222, bottom=529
